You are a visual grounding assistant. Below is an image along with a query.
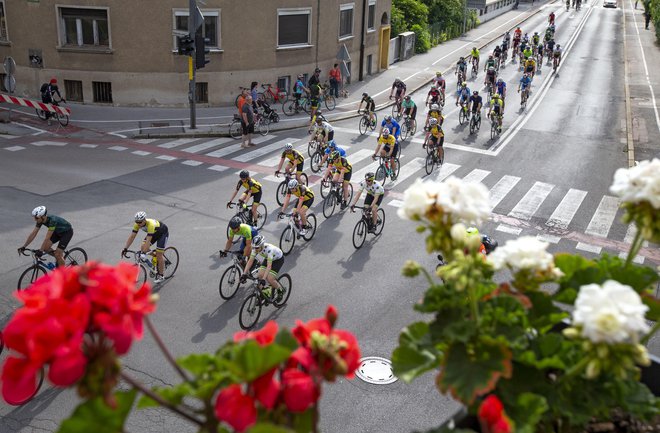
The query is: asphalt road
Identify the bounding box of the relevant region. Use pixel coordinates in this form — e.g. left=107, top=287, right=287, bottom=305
left=1, top=1, right=658, bottom=432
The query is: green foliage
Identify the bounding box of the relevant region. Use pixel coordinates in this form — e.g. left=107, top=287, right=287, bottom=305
left=57, top=390, right=137, bottom=433
left=247, top=423, right=296, bottom=433
left=393, top=0, right=429, bottom=29
left=392, top=322, right=441, bottom=382
left=391, top=5, right=408, bottom=36
left=411, top=24, right=431, bottom=53
left=505, top=393, right=548, bottom=433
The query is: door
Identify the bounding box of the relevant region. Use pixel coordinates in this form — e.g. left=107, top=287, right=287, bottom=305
left=379, top=26, right=391, bottom=70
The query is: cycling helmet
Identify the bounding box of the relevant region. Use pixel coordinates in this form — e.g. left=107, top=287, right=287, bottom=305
left=229, top=216, right=242, bottom=229
left=436, top=71, right=442, bottom=76
left=497, top=78, right=503, bottom=83
left=462, top=82, right=467, bottom=87
left=328, top=140, right=337, bottom=148
left=288, top=179, right=299, bottom=189
left=284, top=143, right=293, bottom=151
left=473, top=90, right=479, bottom=95
left=365, top=172, right=375, bottom=181
left=460, top=56, right=465, bottom=60
left=362, top=92, right=368, bottom=97
left=430, top=103, right=439, bottom=110
left=395, top=77, right=401, bottom=81
left=32, top=206, right=47, bottom=218
left=472, top=46, right=477, bottom=51
left=134, top=211, right=147, bottom=222
left=252, top=234, right=265, bottom=248
left=556, top=44, right=561, bottom=48
left=314, top=68, right=321, bottom=73
left=534, top=31, right=539, bottom=35
left=429, top=118, right=439, bottom=125
left=404, top=95, right=412, bottom=100
left=329, top=151, right=340, bottom=161
left=489, top=55, right=494, bottom=59
left=297, top=74, right=303, bottom=79
left=382, top=128, right=390, bottom=136
left=431, top=84, right=437, bottom=90
left=239, top=170, right=249, bottom=179
left=384, top=114, right=392, bottom=121
left=316, top=116, right=323, bottom=124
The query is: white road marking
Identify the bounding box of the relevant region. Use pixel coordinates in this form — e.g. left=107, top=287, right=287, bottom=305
left=205, top=143, right=244, bottom=158
left=32, top=140, right=66, bottom=146
left=489, top=175, right=521, bottom=209
left=158, top=138, right=198, bottom=148
left=431, top=162, right=461, bottom=182
left=135, top=139, right=158, bottom=144
left=462, top=168, right=490, bottom=184
left=156, top=155, right=177, bottom=161
left=388, top=199, right=403, bottom=208
left=618, top=251, right=645, bottom=264
left=546, top=188, right=588, bottom=230
left=80, top=144, right=98, bottom=148
left=4, top=146, right=25, bottom=151
left=390, top=157, right=425, bottom=187
left=508, top=181, right=554, bottom=221
left=0, top=134, right=19, bottom=139
left=208, top=165, right=229, bottom=172
left=132, top=150, right=151, bottom=156
left=496, top=224, right=523, bottom=235
left=352, top=149, right=388, bottom=180
left=182, top=160, right=203, bottom=166
left=537, top=234, right=561, bottom=243
left=584, top=196, right=619, bottom=238
left=234, top=138, right=296, bottom=163
left=576, top=242, right=602, bottom=254
left=182, top=138, right=232, bottom=153
left=109, top=146, right=128, bottom=151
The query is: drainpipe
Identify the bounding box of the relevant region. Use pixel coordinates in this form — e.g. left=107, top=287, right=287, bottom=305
left=359, top=0, right=367, bottom=81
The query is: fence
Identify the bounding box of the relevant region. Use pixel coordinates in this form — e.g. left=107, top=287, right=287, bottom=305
left=427, top=15, right=478, bottom=46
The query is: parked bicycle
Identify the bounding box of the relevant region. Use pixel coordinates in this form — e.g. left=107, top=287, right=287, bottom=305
left=351, top=206, right=386, bottom=249
left=229, top=113, right=269, bottom=139
left=275, top=171, right=309, bottom=206
left=17, top=247, right=88, bottom=290
left=282, top=94, right=311, bottom=116
left=374, top=155, right=400, bottom=186
left=318, top=83, right=337, bottom=111
left=121, top=247, right=179, bottom=287
left=259, top=83, right=287, bottom=104
left=239, top=274, right=292, bottom=330
left=36, top=98, right=69, bottom=127
left=218, top=251, right=258, bottom=300
left=322, top=181, right=354, bottom=218
left=400, top=114, right=417, bottom=141
left=358, top=109, right=378, bottom=135
left=278, top=211, right=317, bottom=255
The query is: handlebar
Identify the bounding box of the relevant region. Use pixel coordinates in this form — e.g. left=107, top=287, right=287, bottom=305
left=19, top=248, right=44, bottom=257
left=122, top=249, right=153, bottom=259
left=227, top=201, right=249, bottom=209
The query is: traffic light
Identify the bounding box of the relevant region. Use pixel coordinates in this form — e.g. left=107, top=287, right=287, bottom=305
left=177, top=36, right=195, bottom=56
left=195, top=33, right=210, bottom=69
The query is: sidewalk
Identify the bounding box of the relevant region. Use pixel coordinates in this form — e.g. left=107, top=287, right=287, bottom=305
left=1, top=0, right=553, bottom=139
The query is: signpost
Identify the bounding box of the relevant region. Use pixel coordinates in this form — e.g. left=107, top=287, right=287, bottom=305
left=3, top=56, right=16, bottom=121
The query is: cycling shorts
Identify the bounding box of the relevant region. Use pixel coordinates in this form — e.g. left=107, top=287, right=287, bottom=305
left=259, top=257, right=284, bottom=275
left=51, top=228, right=74, bottom=251
left=341, top=169, right=352, bottom=182
left=430, top=135, right=444, bottom=147
left=310, top=98, right=319, bottom=108
left=383, top=143, right=399, bottom=158
left=248, top=191, right=262, bottom=205
left=525, top=65, right=535, bottom=73
left=364, top=194, right=384, bottom=206
left=287, top=161, right=304, bottom=173
left=301, top=197, right=314, bottom=209
left=364, top=102, right=375, bottom=112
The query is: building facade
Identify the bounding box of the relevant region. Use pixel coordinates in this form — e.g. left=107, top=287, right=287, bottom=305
left=0, top=0, right=392, bottom=106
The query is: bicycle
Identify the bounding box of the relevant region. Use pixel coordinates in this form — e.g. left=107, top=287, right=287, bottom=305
left=489, top=112, right=502, bottom=139
left=17, top=247, right=88, bottom=290
left=238, top=273, right=292, bottom=330
left=282, top=94, right=311, bottom=116
left=318, top=84, right=337, bottom=111
left=351, top=206, right=386, bottom=249
left=424, top=140, right=445, bottom=175
left=536, top=53, right=543, bottom=71
left=471, top=60, right=478, bottom=79
left=456, top=70, right=466, bottom=89
left=259, top=83, right=286, bottom=104
left=400, top=114, right=417, bottom=141
left=520, top=87, right=530, bottom=108
left=227, top=201, right=267, bottom=237
left=36, top=98, right=69, bottom=127
left=374, top=155, right=401, bottom=186
left=458, top=102, right=470, bottom=125
left=218, top=251, right=259, bottom=300
left=275, top=171, right=309, bottom=206
left=121, top=247, right=179, bottom=287
left=358, top=109, right=378, bottom=135
left=309, top=141, right=328, bottom=173
left=229, top=113, right=268, bottom=139
left=322, top=180, right=354, bottom=218
left=469, top=111, right=482, bottom=135
left=391, top=95, right=403, bottom=121
left=278, top=211, right=317, bottom=255
left=553, top=55, right=561, bottom=73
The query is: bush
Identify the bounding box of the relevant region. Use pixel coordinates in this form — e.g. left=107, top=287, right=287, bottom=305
left=411, top=24, right=431, bottom=53
left=391, top=6, right=408, bottom=36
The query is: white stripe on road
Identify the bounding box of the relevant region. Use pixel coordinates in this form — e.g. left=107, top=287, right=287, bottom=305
left=132, top=150, right=151, bottom=156
left=496, top=224, right=522, bottom=235
left=388, top=199, right=403, bottom=208
left=508, top=181, right=554, bottom=221
left=32, top=140, right=66, bottom=146
left=584, top=196, right=619, bottom=238
left=156, top=155, right=177, bottom=161
left=537, top=234, right=561, bottom=244
left=489, top=175, right=521, bottom=209
left=545, top=188, right=587, bottom=230
left=135, top=139, right=158, bottom=144
left=462, top=168, right=490, bottom=184
left=618, top=251, right=645, bottom=264
left=576, top=242, right=602, bottom=254
left=109, top=146, right=127, bottom=151
left=390, top=157, right=425, bottom=187
left=205, top=143, right=244, bottom=158
left=0, top=134, right=19, bottom=139
left=234, top=138, right=295, bottom=163
left=182, top=160, right=204, bottom=166
left=208, top=165, right=229, bottom=172
left=80, top=144, right=98, bottom=148
left=351, top=149, right=386, bottom=181
left=158, top=138, right=198, bottom=148
left=4, top=146, right=25, bottom=151
left=431, top=162, right=461, bottom=182
left=182, top=138, right=232, bottom=153
left=251, top=134, right=278, bottom=144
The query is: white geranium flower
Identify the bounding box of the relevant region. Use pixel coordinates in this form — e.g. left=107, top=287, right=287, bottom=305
left=450, top=223, right=467, bottom=243
left=610, top=158, right=660, bottom=209
left=397, top=179, right=436, bottom=220
left=487, top=236, right=555, bottom=272
left=434, top=176, right=491, bottom=225
left=573, top=280, right=649, bottom=344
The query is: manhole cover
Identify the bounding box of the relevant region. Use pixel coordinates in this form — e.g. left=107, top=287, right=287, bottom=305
left=355, top=356, right=397, bottom=385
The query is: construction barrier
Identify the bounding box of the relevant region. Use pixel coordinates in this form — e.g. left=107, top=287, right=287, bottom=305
left=0, top=93, right=71, bottom=116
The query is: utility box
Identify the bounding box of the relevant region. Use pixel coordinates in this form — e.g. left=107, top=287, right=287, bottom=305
left=399, top=31, right=416, bottom=61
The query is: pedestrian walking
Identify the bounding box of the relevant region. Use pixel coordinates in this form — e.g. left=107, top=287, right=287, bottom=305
left=329, top=64, right=342, bottom=98
left=644, top=8, right=651, bottom=29
left=241, top=95, right=255, bottom=148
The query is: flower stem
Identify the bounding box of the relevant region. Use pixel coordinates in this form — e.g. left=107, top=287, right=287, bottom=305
left=120, top=371, right=204, bottom=427
left=625, top=228, right=644, bottom=267
left=641, top=321, right=660, bottom=345
left=562, top=356, right=590, bottom=380
left=420, top=267, right=436, bottom=287
left=145, top=316, right=190, bottom=382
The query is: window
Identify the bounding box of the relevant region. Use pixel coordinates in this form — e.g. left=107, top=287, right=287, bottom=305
left=339, top=3, right=354, bottom=39
left=277, top=76, right=290, bottom=96
left=367, top=1, right=376, bottom=31
left=0, top=1, right=7, bottom=42
left=92, top=81, right=112, bottom=103
left=64, top=80, right=83, bottom=102
left=196, top=82, right=208, bottom=103
left=277, top=8, right=311, bottom=48
left=173, top=9, right=220, bottom=50
left=58, top=7, right=110, bottom=48
left=367, top=54, right=372, bottom=75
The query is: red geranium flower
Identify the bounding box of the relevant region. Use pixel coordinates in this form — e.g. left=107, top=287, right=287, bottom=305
left=281, top=368, right=320, bottom=413
left=252, top=368, right=280, bottom=409
left=478, top=394, right=504, bottom=426
left=492, top=417, right=513, bottom=433
left=234, top=320, right=278, bottom=346
left=332, top=329, right=361, bottom=378
left=214, top=384, right=257, bottom=432
left=1, top=356, right=42, bottom=405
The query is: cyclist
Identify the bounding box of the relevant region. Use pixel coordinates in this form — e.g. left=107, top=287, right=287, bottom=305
left=380, top=114, right=401, bottom=144
left=328, top=151, right=353, bottom=208
left=425, top=103, right=444, bottom=129
left=39, top=78, right=65, bottom=125
left=293, top=74, right=307, bottom=109
left=456, top=82, right=471, bottom=110
left=549, top=12, right=556, bottom=25
left=502, top=31, right=511, bottom=47
left=468, top=91, right=483, bottom=123
left=485, top=66, right=497, bottom=93
left=389, top=78, right=407, bottom=109
left=275, top=143, right=305, bottom=185
left=522, top=32, right=530, bottom=45
left=357, top=92, right=377, bottom=126
left=518, top=73, right=533, bottom=104
left=484, top=54, right=497, bottom=72
left=374, top=127, right=399, bottom=171
left=513, top=27, right=522, bottom=52
left=546, top=38, right=556, bottom=58
left=401, top=95, right=418, bottom=121
left=308, top=109, right=327, bottom=134
left=523, top=44, right=534, bottom=61
left=308, top=78, right=322, bottom=121
left=467, top=227, right=488, bottom=255
left=350, top=172, right=385, bottom=233
left=426, top=85, right=441, bottom=107
left=321, top=140, right=347, bottom=181
left=455, top=57, right=468, bottom=82
left=502, top=37, right=510, bottom=60
left=532, top=31, right=540, bottom=47
left=279, top=179, right=314, bottom=235
left=227, top=170, right=262, bottom=225
left=122, top=212, right=169, bottom=284
left=493, top=46, right=502, bottom=67
left=18, top=206, right=73, bottom=268
left=470, top=47, right=480, bottom=72
left=536, top=42, right=545, bottom=66
left=313, top=116, right=334, bottom=146
left=524, top=56, right=537, bottom=77
left=424, top=118, right=444, bottom=162
left=553, top=44, right=562, bottom=68
left=240, top=235, right=285, bottom=301
left=221, top=217, right=258, bottom=264
left=488, top=93, right=504, bottom=132
left=495, top=78, right=507, bottom=102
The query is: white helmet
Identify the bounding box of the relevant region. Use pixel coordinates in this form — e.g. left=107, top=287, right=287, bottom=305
left=430, top=103, right=439, bottom=110
left=252, top=234, right=265, bottom=248
left=288, top=179, right=299, bottom=189
left=284, top=143, right=293, bottom=151
left=32, top=206, right=47, bottom=218
left=382, top=128, right=390, bottom=136
left=134, top=211, right=147, bottom=222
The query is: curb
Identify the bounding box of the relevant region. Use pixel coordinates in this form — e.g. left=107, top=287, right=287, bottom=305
left=622, top=1, right=636, bottom=168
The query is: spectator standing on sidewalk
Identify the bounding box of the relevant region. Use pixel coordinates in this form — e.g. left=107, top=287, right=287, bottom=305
left=309, top=68, right=321, bottom=87
left=250, top=81, right=260, bottom=109
left=329, top=64, right=342, bottom=98
left=241, top=95, right=255, bottom=148
left=644, top=8, right=651, bottom=29
left=237, top=87, right=248, bottom=116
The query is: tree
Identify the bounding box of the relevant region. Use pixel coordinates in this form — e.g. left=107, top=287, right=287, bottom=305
left=392, top=0, right=429, bottom=35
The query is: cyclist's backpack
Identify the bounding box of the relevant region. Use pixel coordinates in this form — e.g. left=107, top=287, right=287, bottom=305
left=40, top=83, right=50, bottom=98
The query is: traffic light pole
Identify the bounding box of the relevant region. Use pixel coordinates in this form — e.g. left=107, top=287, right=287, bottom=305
left=189, top=56, right=196, bottom=129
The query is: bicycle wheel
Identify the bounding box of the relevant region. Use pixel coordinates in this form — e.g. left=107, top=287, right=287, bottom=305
left=276, top=181, right=287, bottom=207
left=459, top=108, right=466, bottom=125
left=303, top=213, right=317, bottom=241
left=135, top=264, right=148, bottom=288
left=324, top=95, right=336, bottom=111
left=320, top=178, right=331, bottom=198
left=352, top=220, right=367, bottom=249
left=439, top=93, right=446, bottom=107
left=229, top=120, right=242, bottom=139
left=470, top=117, right=477, bottom=135
left=4, top=368, right=45, bottom=406
left=391, top=159, right=401, bottom=180
left=36, top=109, right=48, bottom=121
left=239, top=293, right=262, bottom=330
left=257, top=117, right=269, bottom=136
left=219, top=265, right=241, bottom=300
left=17, top=265, right=47, bottom=290
left=375, top=165, right=387, bottom=186
left=359, top=116, right=369, bottom=135
left=375, top=208, right=386, bottom=235
left=163, top=246, right=179, bottom=279
left=303, top=99, right=312, bottom=114
left=310, top=152, right=322, bottom=173
left=64, top=247, right=88, bottom=266
left=279, top=226, right=295, bottom=255
left=323, top=193, right=337, bottom=218
left=282, top=99, right=297, bottom=117
left=273, top=273, right=292, bottom=308
left=400, top=121, right=409, bottom=141
left=391, top=104, right=400, bottom=120
left=300, top=172, right=309, bottom=186
left=254, top=203, right=267, bottom=230
left=425, top=153, right=435, bottom=175
left=370, top=113, right=378, bottom=131
left=56, top=113, right=69, bottom=127
left=307, top=141, right=317, bottom=158
left=408, top=119, right=417, bottom=136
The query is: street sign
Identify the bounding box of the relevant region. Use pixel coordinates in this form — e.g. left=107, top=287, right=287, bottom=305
left=189, top=0, right=204, bottom=34
left=4, top=75, right=16, bottom=93
left=336, top=44, right=351, bottom=62
left=3, top=56, right=16, bottom=75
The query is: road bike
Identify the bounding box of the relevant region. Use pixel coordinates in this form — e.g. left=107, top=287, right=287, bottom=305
left=456, top=70, right=466, bottom=89
left=374, top=155, right=400, bottom=186
left=17, top=247, right=88, bottom=290
left=485, top=81, right=494, bottom=104
left=227, top=201, right=267, bottom=236
left=391, top=95, right=403, bottom=121
left=239, top=274, right=292, bottom=330
left=469, top=111, right=482, bottom=135
left=36, top=98, right=69, bottom=127
left=536, top=53, right=543, bottom=71
left=400, top=114, right=417, bottom=141
left=122, top=247, right=179, bottom=287
left=358, top=109, right=378, bottom=135
left=278, top=211, right=317, bottom=255
left=229, top=113, right=269, bottom=139
left=424, top=140, right=445, bottom=175
left=351, top=206, right=386, bottom=249
left=275, top=171, right=309, bottom=206
left=282, top=95, right=311, bottom=116
left=489, top=112, right=502, bottom=140
left=458, top=102, right=470, bottom=125
left=0, top=331, right=45, bottom=405
left=318, top=84, right=337, bottom=111
left=307, top=137, right=324, bottom=158
left=471, top=60, right=478, bottom=78
left=259, top=83, right=287, bottom=104
left=323, top=180, right=354, bottom=218
left=218, top=251, right=259, bottom=300
left=520, top=87, right=530, bottom=109
left=553, top=55, right=561, bottom=72
left=309, top=141, right=328, bottom=173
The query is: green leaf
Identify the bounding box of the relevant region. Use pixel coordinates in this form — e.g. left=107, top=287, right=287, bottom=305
left=525, top=291, right=568, bottom=332
left=554, top=253, right=594, bottom=280
left=233, top=340, right=292, bottom=382
left=392, top=322, right=440, bottom=382
left=437, top=339, right=512, bottom=405
left=642, top=293, right=660, bottom=322
left=136, top=383, right=194, bottom=409
left=57, top=390, right=137, bottom=433
left=274, top=328, right=299, bottom=352
left=247, top=423, right=295, bottom=433
left=292, top=408, right=315, bottom=433
left=598, top=254, right=659, bottom=293
left=178, top=353, right=220, bottom=376
left=505, top=393, right=548, bottom=433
